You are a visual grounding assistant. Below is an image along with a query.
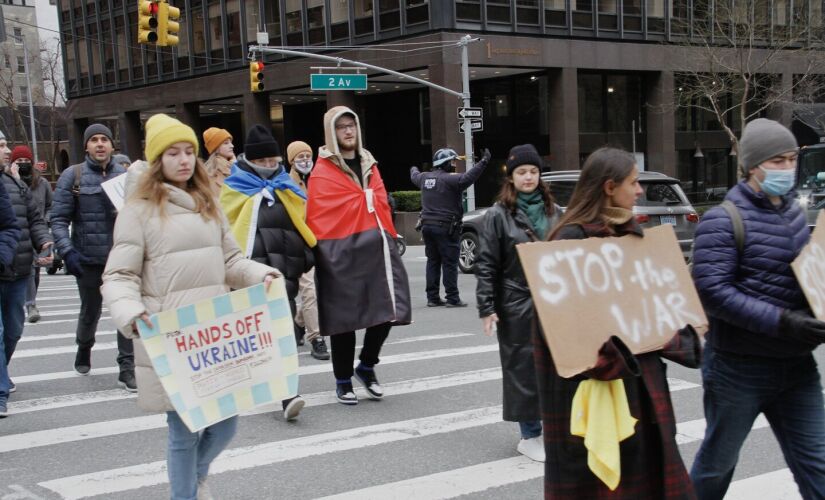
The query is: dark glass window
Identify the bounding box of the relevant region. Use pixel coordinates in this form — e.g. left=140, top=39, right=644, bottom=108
left=285, top=1, right=303, bottom=46
left=487, top=0, right=511, bottom=23
left=578, top=74, right=603, bottom=133
left=573, top=0, right=594, bottom=28
left=226, top=0, right=242, bottom=58
left=330, top=0, right=348, bottom=40
left=379, top=0, right=400, bottom=30
left=623, top=0, right=642, bottom=31
left=308, top=1, right=326, bottom=44
left=406, top=0, right=428, bottom=24
left=606, top=74, right=642, bottom=133
left=516, top=0, right=539, bottom=25
left=456, top=0, right=481, bottom=22
left=545, top=0, right=566, bottom=27
left=264, top=0, right=281, bottom=43
left=354, top=0, right=373, bottom=36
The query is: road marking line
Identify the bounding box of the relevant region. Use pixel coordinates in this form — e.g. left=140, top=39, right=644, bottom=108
left=725, top=469, right=801, bottom=500
left=13, top=341, right=118, bottom=359
left=18, top=331, right=116, bottom=343
left=21, top=316, right=111, bottom=326
left=37, top=406, right=503, bottom=499
left=317, top=456, right=542, bottom=500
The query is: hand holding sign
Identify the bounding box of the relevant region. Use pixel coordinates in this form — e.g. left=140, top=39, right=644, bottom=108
left=517, top=224, right=707, bottom=378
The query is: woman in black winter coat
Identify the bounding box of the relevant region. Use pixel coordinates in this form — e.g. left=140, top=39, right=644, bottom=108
left=475, top=144, right=560, bottom=462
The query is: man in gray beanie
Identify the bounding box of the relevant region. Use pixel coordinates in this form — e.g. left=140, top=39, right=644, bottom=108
left=690, top=118, right=825, bottom=497
left=50, top=123, right=134, bottom=391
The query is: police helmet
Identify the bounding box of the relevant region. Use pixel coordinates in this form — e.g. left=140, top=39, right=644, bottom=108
left=432, top=148, right=458, bottom=168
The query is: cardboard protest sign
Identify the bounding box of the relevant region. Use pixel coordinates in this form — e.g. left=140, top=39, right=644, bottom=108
left=101, top=174, right=127, bottom=211
left=792, top=210, right=825, bottom=321
left=137, top=280, right=298, bottom=432
left=517, top=224, right=707, bottom=378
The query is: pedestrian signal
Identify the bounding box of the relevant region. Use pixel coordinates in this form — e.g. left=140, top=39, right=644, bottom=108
left=138, top=0, right=159, bottom=44
left=250, top=61, right=264, bottom=93
left=158, top=1, right=180, bottom=47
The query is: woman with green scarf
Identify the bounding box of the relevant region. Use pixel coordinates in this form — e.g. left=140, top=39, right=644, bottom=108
left=475, top=144, right=561, bottom=462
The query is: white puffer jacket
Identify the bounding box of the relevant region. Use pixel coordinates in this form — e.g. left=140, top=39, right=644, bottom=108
left=101, top=184, right=274, bottom=412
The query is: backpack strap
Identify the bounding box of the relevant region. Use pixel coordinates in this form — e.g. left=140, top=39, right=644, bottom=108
left=71, top=163, right=82, bottom=197
left=720, top=200, right=745, bottom=255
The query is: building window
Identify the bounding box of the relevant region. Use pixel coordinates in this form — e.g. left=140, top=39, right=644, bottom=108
left=19, top=86, right=27, bottom=101
left=456, top=0, right=481, bottom=22
left=516, top=0, right=539, bottom=25
left=16, top=56, right=24, bottom=72
left=12, top=27, right=22, bottom=44
left=487, top=0, right=511, bottom=23
left=3, top=55, right=8, bottom=69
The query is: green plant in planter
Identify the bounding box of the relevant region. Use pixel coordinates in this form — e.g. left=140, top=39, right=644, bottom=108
left=391, top=191, right=422, bottom=212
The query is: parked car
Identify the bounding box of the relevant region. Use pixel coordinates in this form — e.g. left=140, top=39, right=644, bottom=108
left=458, top=170, right=699, bottom=273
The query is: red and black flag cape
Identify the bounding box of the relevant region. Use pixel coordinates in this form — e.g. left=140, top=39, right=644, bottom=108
left=306, top=157, right=412, bottom=335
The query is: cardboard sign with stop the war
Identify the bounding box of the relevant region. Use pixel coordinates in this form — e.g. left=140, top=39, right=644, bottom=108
left=792, top=210, right=825, bottom=321
left=517, top=224, right=707, bottom=378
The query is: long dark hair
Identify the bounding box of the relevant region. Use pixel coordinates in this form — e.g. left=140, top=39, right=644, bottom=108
left=497, top=169, right=556, bottom=218
left=547, top=147, right=636, bottom=240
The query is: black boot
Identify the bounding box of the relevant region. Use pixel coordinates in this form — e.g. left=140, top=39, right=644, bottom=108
left=295, top=325, right=305, bottom=346
left=75, top=346, right=92, bottom=375
left=310, top=338, right=330, bottom=360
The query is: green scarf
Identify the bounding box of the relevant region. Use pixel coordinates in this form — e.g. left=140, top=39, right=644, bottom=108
left=517, top=190, right=548, bottom=240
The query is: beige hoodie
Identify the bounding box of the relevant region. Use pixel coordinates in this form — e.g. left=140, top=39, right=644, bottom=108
left=318, top=106, right=377, bottom=189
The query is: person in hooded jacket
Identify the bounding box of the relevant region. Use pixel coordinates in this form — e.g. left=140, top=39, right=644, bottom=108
left=535, top=147, right=701, bottom=499
left=306, top=106, right=411, bottom=405
left=286, top=140, right=329, bottom=361
left=220, top=125, right=315, bottom=421
left=475, top=144, right=560, bottom=463
left=102, top=114, right=278, bottom=500
left=9, top=146, right=52, bottom=323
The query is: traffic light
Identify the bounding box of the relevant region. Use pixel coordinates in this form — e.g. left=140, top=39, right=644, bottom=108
left=137, top=0, right=159, bottom=44
left=250, top=61, right=264, bottom=93
left=157, top=1, right=180, bottom=47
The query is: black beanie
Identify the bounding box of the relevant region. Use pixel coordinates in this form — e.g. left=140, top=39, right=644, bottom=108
left=506, top=144, right=542, bottom=176
left=244, top=125, right=281, bottom=160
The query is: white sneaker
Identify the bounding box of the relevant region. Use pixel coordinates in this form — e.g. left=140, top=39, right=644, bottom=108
left=517, top=436, right=545, bottom=462
left=283, top=395, right=306, bottom=421
left=197, top=477, right=214, bottom=500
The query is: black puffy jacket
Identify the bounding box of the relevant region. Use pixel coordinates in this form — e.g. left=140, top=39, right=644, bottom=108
left=0, top=172, right=51, bottom=280
left=237, top=161, right=314, bottom=299
left=51, top=156, right=125, bottom=265
left=475, top=202, right=560, bottom=421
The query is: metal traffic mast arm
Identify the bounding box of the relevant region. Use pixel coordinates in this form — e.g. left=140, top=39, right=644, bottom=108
left=247, top=34, right=482, bottom=210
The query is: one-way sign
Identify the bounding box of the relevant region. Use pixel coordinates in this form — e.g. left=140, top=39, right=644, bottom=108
left=457, top=107, right=483, bottom=119
left=459, top=120, right=483, bottom=133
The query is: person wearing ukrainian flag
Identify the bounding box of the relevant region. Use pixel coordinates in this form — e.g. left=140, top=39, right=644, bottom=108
left=219, top=124, right=316, bottom=422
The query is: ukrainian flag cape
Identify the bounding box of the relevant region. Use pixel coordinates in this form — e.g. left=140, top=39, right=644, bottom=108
left=220, top=163, right=317, bottom=257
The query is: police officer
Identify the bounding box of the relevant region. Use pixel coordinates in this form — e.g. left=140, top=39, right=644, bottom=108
left=411, top=147, right=491, bottom=307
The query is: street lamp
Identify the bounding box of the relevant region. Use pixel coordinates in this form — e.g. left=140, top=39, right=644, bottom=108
left=15, top=33, right=37, bottom=163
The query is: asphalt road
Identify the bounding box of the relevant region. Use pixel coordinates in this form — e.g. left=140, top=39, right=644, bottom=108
left=0, top=245, right=814, bottom=499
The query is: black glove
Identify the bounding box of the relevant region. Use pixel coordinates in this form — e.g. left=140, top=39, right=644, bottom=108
left=480, top=148, right=491, bottom=164
left=779, top=309, right=825, bottom=345
left=63, top=249, right=86, bottom=278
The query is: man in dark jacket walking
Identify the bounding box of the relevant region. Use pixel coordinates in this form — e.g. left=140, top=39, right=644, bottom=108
left=0, top=131, right=52, bottom=416
left=410, top=147, right=490, bottom=307
left=691, top=118, right=825, bottom=499
left=50, top=124, right=135, bottom=391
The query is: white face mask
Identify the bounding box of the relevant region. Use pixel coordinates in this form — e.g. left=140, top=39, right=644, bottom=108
left=294, top=159, right=313, bottom=175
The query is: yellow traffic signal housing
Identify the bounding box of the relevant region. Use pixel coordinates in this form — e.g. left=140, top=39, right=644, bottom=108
left=138, top=0, right=159, bottom=44
left=250, top=61, right=264, bottom=93
left=158, top=2, right=180, bottom=47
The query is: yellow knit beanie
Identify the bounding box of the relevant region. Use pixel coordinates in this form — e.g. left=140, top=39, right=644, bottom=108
left=144, top=113, right=199, bottom=164
left=203, top=127, right=233, bottom=156
left=286, top=141, right=312, bottom=165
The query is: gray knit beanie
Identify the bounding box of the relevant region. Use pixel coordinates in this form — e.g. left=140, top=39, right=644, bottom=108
left=83, top=123, right=113, bottom=147
left=739, top=118, right=798, bottom=171
left=112, top=153, right=131, bottom=166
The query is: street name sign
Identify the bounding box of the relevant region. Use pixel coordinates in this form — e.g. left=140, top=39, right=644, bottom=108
left=310, top=74, right=368, bottom=91
left=459, top=120, right=483, bottom=133
left=457, top=107, right=483, bottom=119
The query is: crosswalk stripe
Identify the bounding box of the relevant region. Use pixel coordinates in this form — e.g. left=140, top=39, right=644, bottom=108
left=725, top=469, right=801, bottom=500
left=13, top=341, right=119, bottom=359
left=24, top=316, right=111, bottom=326
left=1, top=368, right=503, bottom=451
left=37, top=406, right=504, bottom=499
left=317, top=456, right=543, bottom=500
left=28, top=308, right=108, bottom=318
left=8, top=388, right=136, bottom=415
left=36, top=285, right=83, bottom=291
left=18, top=330, right=116, bottom=343
left=13, top=343, right=499, bottom=384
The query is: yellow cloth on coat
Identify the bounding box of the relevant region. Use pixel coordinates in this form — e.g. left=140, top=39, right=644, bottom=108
left=570, top=379, right=638, bottom=491
left=220, top=185, right=316, bottom=257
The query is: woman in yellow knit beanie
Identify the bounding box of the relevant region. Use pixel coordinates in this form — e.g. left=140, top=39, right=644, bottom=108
left=203, top=127, right=235, bottom=197
left=103, top=113, right=280, bottom=500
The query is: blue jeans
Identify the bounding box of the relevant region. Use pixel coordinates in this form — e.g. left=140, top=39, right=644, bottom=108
left=690, top=347, right=825, bottom=500
left=166, top=412, right=237, bottom=500
left=422, top=223, right=460, bottom=303
left=0, top=278, right=28, bottom=402
left=518, top=420, right=542, bottom=439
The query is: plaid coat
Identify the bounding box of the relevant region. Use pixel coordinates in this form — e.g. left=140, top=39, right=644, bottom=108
left=535, top=220, right=701, bottom=499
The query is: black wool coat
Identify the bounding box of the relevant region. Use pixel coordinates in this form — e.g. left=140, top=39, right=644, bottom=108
left=475, top=202, right=560, bottom=421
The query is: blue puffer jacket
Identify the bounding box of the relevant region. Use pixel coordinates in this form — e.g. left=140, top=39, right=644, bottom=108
left=51, top=156, right=126, bottom=265
left=692, top=180, right=812, bottom=358
left=0, top=180, right=20, bottom=270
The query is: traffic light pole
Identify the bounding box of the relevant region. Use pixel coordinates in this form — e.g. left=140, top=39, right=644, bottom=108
left=248, top=34, right=481, bottom=210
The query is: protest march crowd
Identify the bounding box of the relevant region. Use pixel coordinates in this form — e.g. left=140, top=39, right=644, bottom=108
left=0, top=104, right=823, bottom=500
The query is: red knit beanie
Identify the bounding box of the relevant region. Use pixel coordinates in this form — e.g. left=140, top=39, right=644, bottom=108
left=10, top=146, right=32, bottom=163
